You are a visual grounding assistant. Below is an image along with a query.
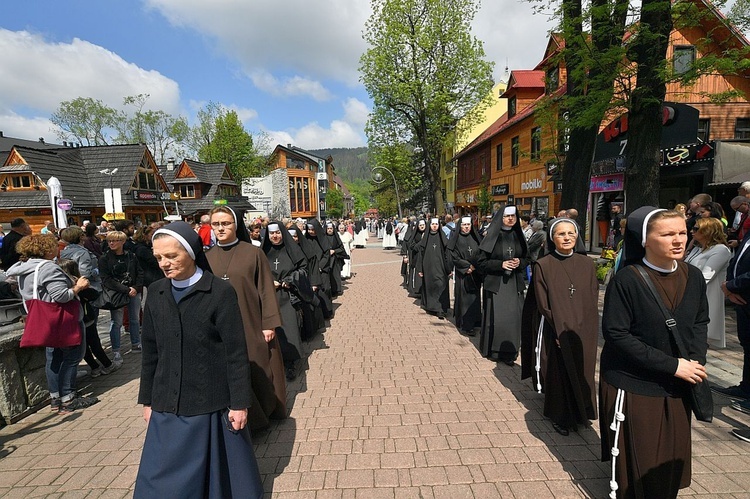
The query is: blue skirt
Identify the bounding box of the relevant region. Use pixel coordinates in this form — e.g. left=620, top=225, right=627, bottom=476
left=134, top=410, right=263, bottom=499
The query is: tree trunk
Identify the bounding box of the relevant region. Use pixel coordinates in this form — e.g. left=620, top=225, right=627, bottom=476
left=625, top=0, right=672, bottom=210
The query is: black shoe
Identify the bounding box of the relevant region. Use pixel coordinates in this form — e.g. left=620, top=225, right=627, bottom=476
left=712, top=384, right=750, bottom=400
left=552, top=422, right=569, bottom=436
left=731, top=400, right=750, bottom=415
left=437, top=313, right=445, bottom=320
left=732, top=428, right=750, bottom=443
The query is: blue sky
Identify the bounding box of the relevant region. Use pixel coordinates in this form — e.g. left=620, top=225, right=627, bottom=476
left=0, top=0, right=556, bottom=152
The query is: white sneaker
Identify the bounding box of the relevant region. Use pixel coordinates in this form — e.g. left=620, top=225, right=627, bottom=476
left=113, top=352, right=123, bottom=367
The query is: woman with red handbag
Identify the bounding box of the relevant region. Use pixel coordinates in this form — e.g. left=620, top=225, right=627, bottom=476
left=7, top=234, right=98, bottom=414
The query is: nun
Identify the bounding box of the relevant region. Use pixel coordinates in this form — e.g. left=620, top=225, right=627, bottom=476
left=206, top=206, right=287, bottom=431
left=338, top=223, right=354, bottom=279
left=324, top=221, right=347, bottom=297
left=382, top=219, right=398, bottom=249
left=406, top=219, right=427, bottom=297
left=599, top=207, right=709, bottom=498
left=447, top=216, right=483, bottom=335
left=261, top=222, right=312, bottom=381
left=476, top=206, right=529, bottom=364
left=136, top=221, right=263, bottom=499
left=353, top=218, right=368, bottom=248
left=288, top=226, right=326, bottom=340
left=416, top=218, right=451, bottom=319
left=520, top=218, right=599, bottom=436
left=305, top=219, right=334, bottom=317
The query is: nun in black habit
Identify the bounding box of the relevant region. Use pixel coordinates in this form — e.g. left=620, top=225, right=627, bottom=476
left=447, top=216, right=483, bottom=335
left=416, top=218, right=451, bottom=318
left=261, top=222, right=312, bottom=380
left=288, top=227, right=326, bottom=340
left=305, top=219, right=334, bottom=318
left=324, top=221, right=347, bottom=297
left=476, top=206, right=529, bottom=364
left=406, top=219, right=427, bottom=297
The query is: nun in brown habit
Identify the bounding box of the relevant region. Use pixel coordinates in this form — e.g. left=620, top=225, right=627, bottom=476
left=206, top=206, right=287, bottom=430
left=599, top=207, right=709, bottom=499
left=520, top=218, right=599, bottom=436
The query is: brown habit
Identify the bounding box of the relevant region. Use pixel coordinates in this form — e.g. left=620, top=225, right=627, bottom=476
left=521, top=252, right=599, bottom=428
left=206, top=241, right=287, bottom=429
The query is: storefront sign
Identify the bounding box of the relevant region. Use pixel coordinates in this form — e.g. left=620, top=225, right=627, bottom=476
left=56, top=199, right=73, bottom=211
left=554, top=180, right=564, bottom=193
left=590, top=174, right=625, bottom=193
left=520, top=178, right=543, bottom=191
left=132, top=190, right=159, bottom=201
left=507, top=195, right=515, bottom=205
left=23, top=209, right=52, bottom=216
left=68, top=208, right=91, bottom=216
left=661, top=142, right=714, bottom=167
left=491, top=184, right=509, bottom=196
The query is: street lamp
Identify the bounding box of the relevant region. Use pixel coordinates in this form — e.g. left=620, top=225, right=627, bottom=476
left=99, top=168, right=119, bottom=219
left=372, top=166, right=402, bottom=219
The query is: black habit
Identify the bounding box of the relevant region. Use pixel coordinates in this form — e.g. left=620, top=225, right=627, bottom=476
left=447, top=225, right=483, bottom=333
left=416, top=229, right=451, bottom=315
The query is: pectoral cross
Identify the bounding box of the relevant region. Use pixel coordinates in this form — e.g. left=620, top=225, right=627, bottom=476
left=568, top=283, right=576, bottom=298
left=507, top=247, right=514, bottom=259
left=467, top=246, right=473, bottom=255
left=273, top=258, right=280, bottom=271
left=432, top=244, right=437, bottom=250
left=221, top=274, right=229, bottom=281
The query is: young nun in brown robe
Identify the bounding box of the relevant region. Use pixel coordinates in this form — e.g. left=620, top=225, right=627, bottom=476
left=206, top=206, right=287, bottom=430
left=521, top=218, right=599, bottom=436
left=600, top=207, right=709, bottom=499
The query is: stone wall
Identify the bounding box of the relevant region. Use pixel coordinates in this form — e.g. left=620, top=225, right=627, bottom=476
left=270, top=169, right=291, bottom=220
left=0, top=324, right=48, bottom=425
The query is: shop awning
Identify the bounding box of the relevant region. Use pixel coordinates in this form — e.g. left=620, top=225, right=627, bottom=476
left=710, top=140, right=750, bottom=186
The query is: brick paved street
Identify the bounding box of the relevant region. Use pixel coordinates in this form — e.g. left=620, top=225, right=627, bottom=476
left=1, top=243, right=750, bottom=497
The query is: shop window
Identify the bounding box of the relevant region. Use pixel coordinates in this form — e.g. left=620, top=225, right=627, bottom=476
left=673, top=45, right=696, bottom=75
left=735, top=118, right=750, bottom=139
left=508, top=96, right=517, bottom=118
left=179, top=185, right=196, bottom=199
left=697, top=119, right=710, bottom=142
left=496, top=144, right=503, bottom=171
left=531, top=127, right=542, bottom=161
left=288, top=177, right=311, bottom=213
left=511, top=136, right=520, bottom=167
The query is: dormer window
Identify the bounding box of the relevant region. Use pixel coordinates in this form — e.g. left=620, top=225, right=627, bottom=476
left=0, top=174, right=35, bottom=191
left=179, top=185, right=196, bottom=199
left=508, top=96, right=517, bottom=118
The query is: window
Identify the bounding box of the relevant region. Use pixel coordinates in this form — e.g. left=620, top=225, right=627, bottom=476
left=546, top=66, right=559, bottom=94
left=10, top=175, right=31, bottom=188
left=511, top=136, right=520, bottom=167
left=508, top=96, right=517, bottom=118
left=736, top=118, right=750, bottom=139
left=179, top=185, right=195, bottom=199
left=286, top=157, right=306, bottom=170
left=673, top=46, right=696, bottom=75
left=697, top=119, right=710, bottom=142
left=288, top=176, right=311, bottom=213
left=495, top=144, right=503, bottom=171
left=531, top=127, right=542, bottom=161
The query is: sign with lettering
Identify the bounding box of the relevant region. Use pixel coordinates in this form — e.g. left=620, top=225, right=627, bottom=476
left=491, top=184, right=509, bottom=196
left=132, top=190, right=159, bottom=201
left=56, top=199, right=73, bottom=210
left=590, top=174, right=624, bottom=193
left=520, top=178, right=543, bottom=191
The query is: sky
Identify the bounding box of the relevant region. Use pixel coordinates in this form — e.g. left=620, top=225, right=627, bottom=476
left=0, top=0, right=557, bottom=152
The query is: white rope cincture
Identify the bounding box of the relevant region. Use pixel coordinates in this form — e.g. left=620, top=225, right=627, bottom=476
left=609, top=388, right=626, bottom=499
left=534, top=316, right=545, bottom=393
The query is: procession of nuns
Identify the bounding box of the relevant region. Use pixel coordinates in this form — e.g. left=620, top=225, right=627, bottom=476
left=399, top=206, right=710, bottom=499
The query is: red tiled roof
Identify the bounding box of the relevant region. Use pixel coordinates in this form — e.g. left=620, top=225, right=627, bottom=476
left=508, top=70, right=545, bottom=89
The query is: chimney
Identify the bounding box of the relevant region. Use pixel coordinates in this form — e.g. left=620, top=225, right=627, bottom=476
left=287, top=144, right=292, bottom=149
left=167, top=157, right=176, bottom=171
left=63, top=141, right=67, bottom=147
left=39, top=137, right=45, bottom=144
left=0, top=131, right=4, bottom=138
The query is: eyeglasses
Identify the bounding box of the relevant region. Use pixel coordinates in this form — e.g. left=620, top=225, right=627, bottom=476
left=210, top=221, right=234, bottom=228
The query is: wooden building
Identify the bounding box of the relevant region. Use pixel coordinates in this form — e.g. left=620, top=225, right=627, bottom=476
left=271, top=144, right=336, bottom=220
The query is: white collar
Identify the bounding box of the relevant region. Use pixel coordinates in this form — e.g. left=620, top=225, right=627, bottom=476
left=172, top=267, right=204, bottom=288
left=216, top=238, right=239, bottom=247
left=642, top=257, right=677, bottom=273
left=555, top=249, right=574, bottom=257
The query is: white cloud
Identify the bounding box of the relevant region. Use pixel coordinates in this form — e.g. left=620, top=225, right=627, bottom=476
left=264, top=96, right=369, bottom=149
left=227, top=105, right=258, bottom=123
left=0, top=29, right=181, bottom=116
left=0, top=113, right=61, bottom=144
left=145, top=0, right=370, bottom=85
left=343, top=98, right=369, bottom=127
left=250, top=71, right=333, bottom=101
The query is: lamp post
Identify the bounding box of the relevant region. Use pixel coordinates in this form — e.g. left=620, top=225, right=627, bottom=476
left=372, top=166, right=402, bottom=219
left=99, top=168, right=119, bottom=220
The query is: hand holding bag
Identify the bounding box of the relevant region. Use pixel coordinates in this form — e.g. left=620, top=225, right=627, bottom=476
left=634, top=265, right=713, bottom=422
left=20, top=261, right=82, bottom=348
left=92, top=286, right=130, bottom=310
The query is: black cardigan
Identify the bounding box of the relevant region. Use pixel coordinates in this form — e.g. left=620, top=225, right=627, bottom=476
left=137, top=272, right=252, bottom=416
left=600, top=262, right=709, bottom=397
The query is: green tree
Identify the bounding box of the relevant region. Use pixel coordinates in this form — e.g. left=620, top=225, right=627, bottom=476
left=360, top=0, right=494, bottom=213
left=729, top=0, right=750, bottom=33
left=116, top=94, right=189, bottom=165
left=197, top=110, right=264, bottom=182
left=326, top=187, right=344, bottom=219
left=50, top=97, right=120, bottom=146
left=346, top=180, right=374, bottom=216
left=476, top=180, right=492, bottom=218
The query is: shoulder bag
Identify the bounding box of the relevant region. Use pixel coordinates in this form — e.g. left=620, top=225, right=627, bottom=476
left=20, top=261, right=82, bottom=348
left=634, top=265, right=713, bottom=422
left=93, top=286, right=130, bottom=310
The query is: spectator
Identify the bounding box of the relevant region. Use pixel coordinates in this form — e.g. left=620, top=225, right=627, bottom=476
left=82, top=223, right=103, bottom=258
left=0, top=218, right=32, bottom=271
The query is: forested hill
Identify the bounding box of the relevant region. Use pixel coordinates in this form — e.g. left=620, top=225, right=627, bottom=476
left=310, top=147, right=369, bottom=182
